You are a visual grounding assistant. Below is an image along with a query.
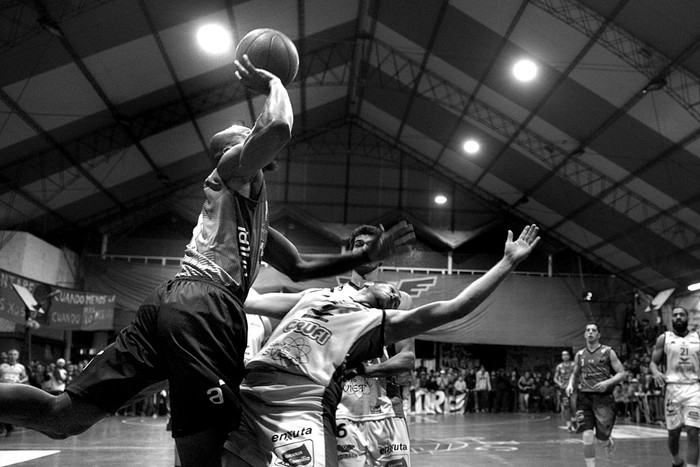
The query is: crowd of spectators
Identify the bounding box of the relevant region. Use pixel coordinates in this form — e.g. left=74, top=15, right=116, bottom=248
left=0, top=350, right=88, bottom=395
left=0, top=314, right=671, bottom=430
left=406, top=316, right=667, bottom=426
left=408, top=365, right=559, bottom=415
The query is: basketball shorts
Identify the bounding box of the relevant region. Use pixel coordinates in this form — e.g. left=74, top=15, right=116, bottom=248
left=664, top=383, right=700, bottom=430
left=575, top=392, right=616, bottom=441
left=66, top=278, right=247, bottom=438
left=336, top=416, right=411, bottom=467
left=223, top=371, right=335, bottom=467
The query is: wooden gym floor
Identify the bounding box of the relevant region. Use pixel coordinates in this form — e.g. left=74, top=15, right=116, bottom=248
left=0, top=412, right=676, bottom=466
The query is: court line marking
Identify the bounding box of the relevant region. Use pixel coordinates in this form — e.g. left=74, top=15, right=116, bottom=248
left=0, top=450, right=59, bottom=466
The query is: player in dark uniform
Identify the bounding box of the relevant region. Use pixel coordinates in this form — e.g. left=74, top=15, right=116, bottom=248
left=566, top=323, right=626, bottom=467
left=0, top=56, right=413, bottom=467
left=554, top=349, right=576, bottom=431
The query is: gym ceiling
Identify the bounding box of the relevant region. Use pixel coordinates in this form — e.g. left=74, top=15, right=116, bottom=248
left=2, top=0, right=700, bottom=294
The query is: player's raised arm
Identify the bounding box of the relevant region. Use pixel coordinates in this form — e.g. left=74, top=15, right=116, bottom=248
left=216, top=55, right=293, bottom=190
left=384, top=225, right=540, bottom=344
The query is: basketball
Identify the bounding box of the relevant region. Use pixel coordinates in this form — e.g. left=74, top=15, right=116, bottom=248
left=235, top=28, right=299, bottom=86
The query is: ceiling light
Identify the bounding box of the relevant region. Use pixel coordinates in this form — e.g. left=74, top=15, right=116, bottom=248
left=197, top=24, right=232, bottom=54
left=463, top=139, right=480, bottom=154
left=435, top=195, right=447, bottom=205
left=513, top=59, right=538, bottom=82
left=688, top=282, right=700, bottom=292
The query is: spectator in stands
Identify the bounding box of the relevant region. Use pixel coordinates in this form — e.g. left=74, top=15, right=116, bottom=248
left=493, top=368, right=511, bottom=413
left=54, top=358, right=68, bottom=392
left=509, top=370, right=520, bottom=413
left=518, top=371, right=535, bottom=412
left=613, top=384, right=626, bottom=417
left=29, top=362, right=45, bottom=389
left=627, top=376, right=641, bottom=421
left=0, top=349, right=28, bottom=436
left=475, top=365, right=491, bottom=413
left=540, top=380, right=556, bottom=412
left=453, top=375, right=467, bottom=412
left=531, top=371, right=544, bottom=412
left=465, top=367, right=476, bottom=413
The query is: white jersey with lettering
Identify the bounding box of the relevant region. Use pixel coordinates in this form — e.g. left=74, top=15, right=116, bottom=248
left=247, top=288, right=385, bottom=384
left=664, top=330, right=700, bottom=384
left=224, top=288, right=387, bottom=467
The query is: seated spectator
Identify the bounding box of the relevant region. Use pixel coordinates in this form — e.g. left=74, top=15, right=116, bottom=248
left=613, top=384, right=626, bottom=417
left=539, top=380, right=556, bottom=412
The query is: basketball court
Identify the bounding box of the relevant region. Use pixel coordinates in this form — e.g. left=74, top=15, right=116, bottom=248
left=0, top=412, right=673, bottom=466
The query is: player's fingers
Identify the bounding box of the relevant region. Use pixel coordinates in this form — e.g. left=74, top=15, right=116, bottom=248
left=388, top=221, right=414, bottom=239
left=395, top=232, right=416, bottom=247
left=241, top=54, right=256, bottom=70
left=527, top=225, right=539, bottom=242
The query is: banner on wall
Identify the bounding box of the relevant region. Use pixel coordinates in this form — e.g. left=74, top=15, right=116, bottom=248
left=0, top=269, right=115, bottom=331
left=252, top=267, right=597, bottom=348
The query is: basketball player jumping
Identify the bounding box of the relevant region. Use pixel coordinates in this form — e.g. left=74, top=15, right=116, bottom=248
left=0, top=55, right=413, bottom=467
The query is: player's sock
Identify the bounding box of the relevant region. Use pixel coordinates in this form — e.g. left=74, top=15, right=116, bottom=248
left=585, top=458, right=595, bottom=467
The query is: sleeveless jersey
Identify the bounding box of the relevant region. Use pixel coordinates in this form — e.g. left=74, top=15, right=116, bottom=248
left=664, top=330, right=700, bottom=384
left=177, top=170, right=267, bottom=301
left=554, top=361, right=575, bottom=389
left=247, top=288, right=386, bottom=387
left=328, top=282, right=403, bottom=421
left=576, top=345, right=614, bottom=393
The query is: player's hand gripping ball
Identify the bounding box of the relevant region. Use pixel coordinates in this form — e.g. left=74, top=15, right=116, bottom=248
left=235, top=28, right=299, bottom=86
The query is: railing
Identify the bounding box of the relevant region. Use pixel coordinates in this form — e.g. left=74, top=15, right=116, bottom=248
left=85, top=254, right=612, bottom=278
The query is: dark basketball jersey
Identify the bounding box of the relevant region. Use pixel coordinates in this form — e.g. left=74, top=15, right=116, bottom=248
left=576, top=345, right=614, bottom=393
left=178, top=170, right=268, bottom=300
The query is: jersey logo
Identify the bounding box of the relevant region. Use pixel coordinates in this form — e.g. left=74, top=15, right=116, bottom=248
left=311, top=304, right=335, bottom=317
left=283, top=319, right=332, bottom=345
left=335, top=276, right=438, bottom=298
left=263, top=337, right=312, bottom=366
left=397, top=277, right=437, bottom=297
left=274, top=439, right=314, bottom=466
left=207, top=387, right=224, bottom=405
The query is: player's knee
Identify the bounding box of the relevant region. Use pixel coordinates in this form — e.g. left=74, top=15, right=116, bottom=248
left=582, top=430, right=595, bottom=445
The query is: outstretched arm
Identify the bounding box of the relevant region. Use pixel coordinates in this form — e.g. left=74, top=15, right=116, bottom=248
left=243, top=288, right=311, bottom=320
left=263, top=221, right=415, bottom=281
left=217, top=55, right=293, bottom=190
left=384, top=225, right=540, bottom=344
